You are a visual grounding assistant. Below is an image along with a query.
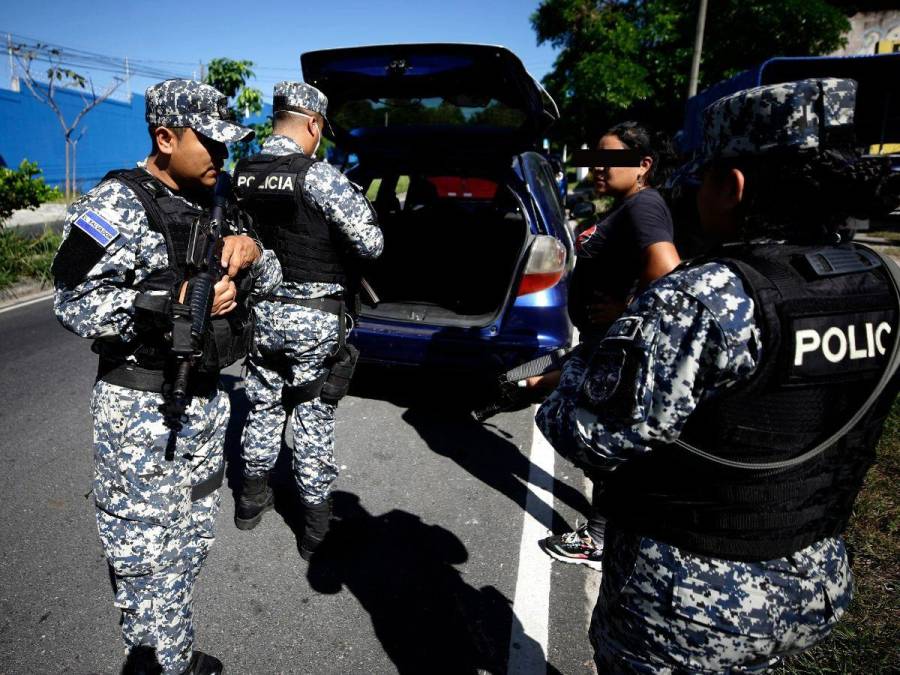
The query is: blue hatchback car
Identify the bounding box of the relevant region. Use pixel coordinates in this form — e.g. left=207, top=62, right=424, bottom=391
left=301, top=43, right=575, bottom=373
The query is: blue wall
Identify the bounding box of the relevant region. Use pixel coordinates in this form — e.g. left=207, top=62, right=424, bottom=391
left=0, top=85, right=271, bottom=192
left=0, top=86, right=147, bottom=191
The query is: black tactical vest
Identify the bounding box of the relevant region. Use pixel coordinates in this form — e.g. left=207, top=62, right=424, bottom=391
left=596, top=243, right=898, bottom=561
left=233, top=153, right=347, bottom=285
left=94, top=168, right=254, bottom=375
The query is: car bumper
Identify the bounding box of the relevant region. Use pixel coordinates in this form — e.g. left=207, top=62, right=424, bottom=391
left=351, top=289, right=573, bottom=373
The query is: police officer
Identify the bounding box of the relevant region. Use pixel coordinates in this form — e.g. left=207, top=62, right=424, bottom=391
left=233, top=82, right=383, bottom=559
left=536, top=78, right=899, bottom=672
left=52, top=79, right=282, bottom=675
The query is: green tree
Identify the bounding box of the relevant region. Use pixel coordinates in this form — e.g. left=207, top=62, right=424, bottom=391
left=334, top=99, right=384, bottom=130
left=470, top=102, right=527, bottom=127
left=0, top=160, right=63, bottom=226
left=203, top=58, right=268, bottom=160
left=532, top=0, right=851, bottom=146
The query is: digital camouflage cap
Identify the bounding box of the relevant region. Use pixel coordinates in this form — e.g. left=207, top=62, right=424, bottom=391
left=272, top=81, right=334, bottom=136
left=684, top=78, right=857, bottom=180
left=145, top=78, right=254, bottom=144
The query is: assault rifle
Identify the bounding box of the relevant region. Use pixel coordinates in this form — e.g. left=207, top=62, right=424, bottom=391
left=162, top=173, right=231, bottom=460
left=472, top=348, right=571, bottom=422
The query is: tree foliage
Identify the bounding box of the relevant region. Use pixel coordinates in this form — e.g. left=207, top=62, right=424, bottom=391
left=0, top=160, right=62, bottom=226
left=532, top=0, right=851, bottom=145
left=203, top=58, right=268, bottom=160
left=204, top=58, right=257, bottom=102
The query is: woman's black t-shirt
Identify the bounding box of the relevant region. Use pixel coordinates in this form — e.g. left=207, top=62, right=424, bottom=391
left=568, top=188, right=674, bottom=334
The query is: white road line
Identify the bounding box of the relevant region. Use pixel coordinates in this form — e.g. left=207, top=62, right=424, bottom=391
left=0, top=292, right=53, bottom=315
left=508, top=408, right=556, bottom=674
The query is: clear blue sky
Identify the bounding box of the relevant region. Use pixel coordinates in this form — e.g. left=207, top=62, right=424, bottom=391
left=0, top=0, right=558, bottom=101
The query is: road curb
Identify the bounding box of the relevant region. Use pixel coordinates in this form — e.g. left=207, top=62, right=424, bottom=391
left=0, top=285, right=54, bottom=314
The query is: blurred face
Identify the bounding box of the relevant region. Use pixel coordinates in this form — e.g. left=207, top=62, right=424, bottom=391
left=158, top=127, right=228, bottom=189
left=592, top=134, right=651, bottom=198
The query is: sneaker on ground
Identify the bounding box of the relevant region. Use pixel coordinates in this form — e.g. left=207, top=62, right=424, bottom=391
left=538, top=523, right=603, bottom=571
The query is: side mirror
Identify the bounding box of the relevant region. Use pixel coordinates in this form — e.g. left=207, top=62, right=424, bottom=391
left=571, top=201, right=596, bottom=219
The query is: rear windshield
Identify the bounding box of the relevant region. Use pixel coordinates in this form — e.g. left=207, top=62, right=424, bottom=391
left=333, top=97, right=528, bottom=131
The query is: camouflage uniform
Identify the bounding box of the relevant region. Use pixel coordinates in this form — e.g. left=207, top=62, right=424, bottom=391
left=53, top=79, right=280, bottom=675
left=536, top=79, right=862, bottom=672
left=240, top=83, right=383, bottom=507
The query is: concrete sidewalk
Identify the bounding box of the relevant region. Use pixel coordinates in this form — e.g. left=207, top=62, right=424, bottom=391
left=3, top=202, right=67, bottom=236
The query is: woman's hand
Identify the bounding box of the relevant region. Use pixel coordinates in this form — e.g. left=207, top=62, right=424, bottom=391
left=525, top=369, right=562, bottom=392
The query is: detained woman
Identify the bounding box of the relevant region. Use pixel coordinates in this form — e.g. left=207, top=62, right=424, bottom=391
left=537, top=122, right=680, bottom=570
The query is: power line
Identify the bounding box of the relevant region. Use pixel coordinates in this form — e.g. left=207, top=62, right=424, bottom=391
left=5, top=32, right=191, bottom=82
left=3, top=30, right=303, bottom=88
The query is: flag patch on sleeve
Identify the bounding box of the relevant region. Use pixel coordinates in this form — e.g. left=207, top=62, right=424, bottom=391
left=73, top=210, right=119, bottom=248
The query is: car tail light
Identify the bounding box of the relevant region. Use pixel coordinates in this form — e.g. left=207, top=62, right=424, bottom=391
left=517, top=235, right=567, bottom=296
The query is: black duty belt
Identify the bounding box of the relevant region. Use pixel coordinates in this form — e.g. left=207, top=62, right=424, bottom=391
left=263, top=294, right=344, bottom=315
left=96, top=359, right=219, bottom=396
left=191, top=463, right=225, bottom=501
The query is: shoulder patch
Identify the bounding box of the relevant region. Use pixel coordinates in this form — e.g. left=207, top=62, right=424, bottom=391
left=73, top=210, right=119, bottom=248
left=604, top=316, right=643, bottom=341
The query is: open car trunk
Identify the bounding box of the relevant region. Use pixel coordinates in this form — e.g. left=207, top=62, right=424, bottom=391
left=299, top=44, right=559, bottom=329
left=359, top=176, right=529, bottom=327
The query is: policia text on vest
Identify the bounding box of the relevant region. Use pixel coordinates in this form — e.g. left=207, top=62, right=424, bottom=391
left=235, top=171, right=296, bottom=192
left=794, top=317, right=892, bottom=367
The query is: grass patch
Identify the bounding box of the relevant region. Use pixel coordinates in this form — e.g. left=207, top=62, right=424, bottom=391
left=0, top=229, right=61, bottom=290
left=778, top=397, right=900, bottom=674
left=365, top=178, right=382, bottom=202
left=866, top=230, right=900, bottom=243
left=365, top=175, right=410, bottom=202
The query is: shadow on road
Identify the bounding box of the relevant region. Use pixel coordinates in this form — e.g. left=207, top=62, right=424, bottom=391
left=220, top=372, right=569, bottom=673
left=353, top=365, right=590, bottom=525
left=307, top=491, right=561, bottom=675
left=220, top=372, right=308, bottom=540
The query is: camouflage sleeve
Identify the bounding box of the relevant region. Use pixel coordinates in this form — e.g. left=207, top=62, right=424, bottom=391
left=304, top=161, right=384, bottom=259
left=249, top=248, right=282, bottom=296
left=536, top=263, right=760, bottom=471
left=52, top=181, right=165, bottom=341
left=228, top=203, right=281, bottom=292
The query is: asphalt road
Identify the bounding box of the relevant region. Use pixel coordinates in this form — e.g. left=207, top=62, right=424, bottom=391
left=0, top=298, right=597, bottom=674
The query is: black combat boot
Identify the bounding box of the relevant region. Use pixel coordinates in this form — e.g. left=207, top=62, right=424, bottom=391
left=299, top=499, right=331, bottom=560
left=121, top=646, right=162, bottom=675
left=234, top=474, right=274, bottom=530
left=183, top=651, right=223, bottom=675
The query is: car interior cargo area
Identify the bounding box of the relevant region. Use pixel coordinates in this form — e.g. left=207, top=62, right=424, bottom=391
left=357, top=174, right=529, bottom=327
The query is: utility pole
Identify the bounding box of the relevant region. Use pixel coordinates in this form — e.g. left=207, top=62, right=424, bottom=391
left=7, top=33, right=19, bottom=91
left=124, top=56, right=131, bottom=102
left=199, top=60, right=205, bottom=82
left=687, top=0, right=709, bottom=99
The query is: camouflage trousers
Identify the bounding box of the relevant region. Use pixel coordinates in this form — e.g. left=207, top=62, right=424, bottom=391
left=590, top=526, right=853, bottom=674
left=242, top=299, right=340, bottom=505
left=91, top=380, right=229, bottom=675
